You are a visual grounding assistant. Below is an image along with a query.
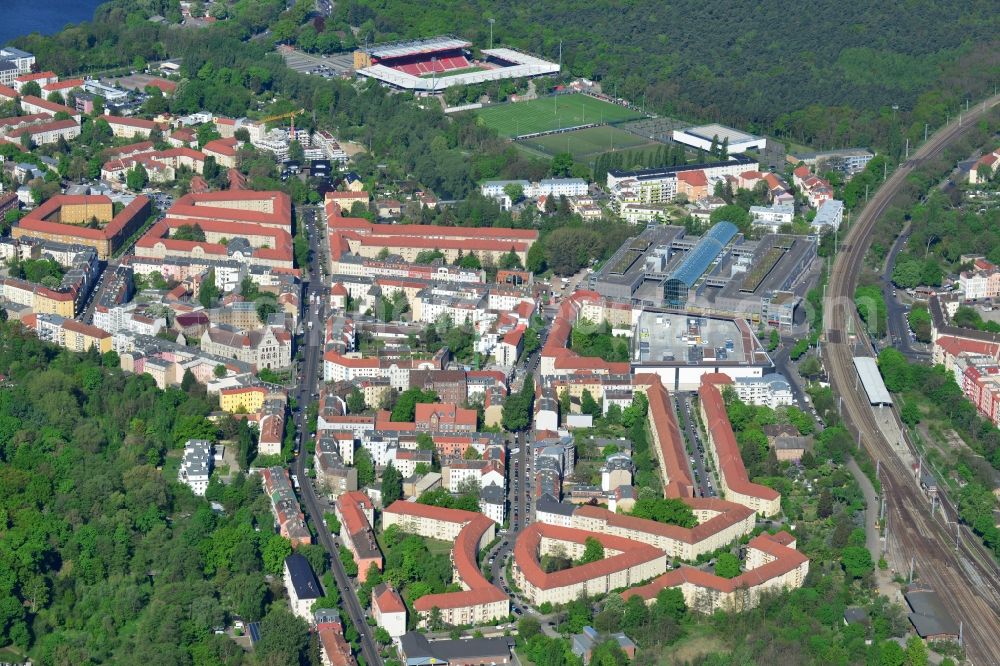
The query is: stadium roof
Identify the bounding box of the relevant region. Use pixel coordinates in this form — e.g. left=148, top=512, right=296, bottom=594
left=853, top=356, right=893, bottom=406
left=357, top=48, right=559, bottom=92
left=667, top=221, right=738, bottom=288
left=364, top=36, right=471, bottom=59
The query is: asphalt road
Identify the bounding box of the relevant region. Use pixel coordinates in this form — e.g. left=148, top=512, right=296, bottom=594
left=879, top=224, right=929, bottom=360
left=677, top=393, right=713, bottom=497
left=824, top=92, right=1000, bottom=664
left=290, top=206, right=383, bottom=666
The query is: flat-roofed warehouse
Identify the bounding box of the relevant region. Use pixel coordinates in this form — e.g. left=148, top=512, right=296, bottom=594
left=672, top=124, right=766, bottom=154
left=853, top=356, right=893, bottom=406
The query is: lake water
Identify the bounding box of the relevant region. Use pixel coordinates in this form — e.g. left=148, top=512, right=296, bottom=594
left=0, top=0, right=105, bottom=45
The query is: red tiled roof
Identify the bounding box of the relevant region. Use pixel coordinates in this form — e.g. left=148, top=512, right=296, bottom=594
left=337, top=490, right=375, bottom=535
left=380, top=503, right=508, bottom=612
left=15, top=71, right=56, bottom=82
left=323, top=351, right=379, bottom=368
left=635, top=373, right=694, bottom=498
left=100, top=114, right=161, bottom=129
left=677, top=170, right=708, bottom=186
left=7, top=118, right=78, bottom=137
left=373, top=585, right=406, bottom=614
left=541, top=291, right=631, bottom=375
left=144, top=78, right=177, bottom=94
left=18, top=195, right=149, bottom=242
left=623, top=531, right=806, bottom=601
left=699, top=374, right=780, bottom=502
left=21, top=95, right=77, bottom=117
left=514, top=522, right=663, bottom=589
left=936, top=335, right=1000, bottom=360
left=61, top=318, right=111, bottom=338
left=0, top=84, right=17, bottom=100
left=204, top=137, right=238, bottom=157
left=42, top=79, right=84, bottom=92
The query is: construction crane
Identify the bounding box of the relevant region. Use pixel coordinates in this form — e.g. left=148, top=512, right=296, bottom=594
left=260, top=108, right=306, bottom=137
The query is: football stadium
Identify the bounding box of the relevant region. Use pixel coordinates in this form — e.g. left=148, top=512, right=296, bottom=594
left=353, top=36, right=560, bottom=92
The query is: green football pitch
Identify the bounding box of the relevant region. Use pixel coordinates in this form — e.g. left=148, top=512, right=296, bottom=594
left=517, top=125, right=656, bottom=162
left=475, top=94, right=645, bottom=138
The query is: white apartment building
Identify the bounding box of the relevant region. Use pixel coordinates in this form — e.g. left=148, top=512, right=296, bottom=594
left=812, top=199, right=843, bottom=232
left=749, top=204, right=794, bottom=232
left=733, top=373, right=794, bottom=409
left=178, top=439, right=212, bottom=496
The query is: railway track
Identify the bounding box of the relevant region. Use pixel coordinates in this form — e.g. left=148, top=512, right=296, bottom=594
left=824, top=94, right=1000, bottom=664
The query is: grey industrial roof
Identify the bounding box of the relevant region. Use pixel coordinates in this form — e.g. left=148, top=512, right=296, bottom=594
left=667, top=221, right=738, bottom=288
left=284, top=553, right=322, bottom=600
left=536, top=493, right=576, bottom=516
left=905, top=590, right=958, bottom=638
left=400, top=632, right=514, bottom=661
left=853, top=356, right=893, bottom=406
left=479, top=483, right=505, bottom=504
left=681, top=123, right=761, bottom=144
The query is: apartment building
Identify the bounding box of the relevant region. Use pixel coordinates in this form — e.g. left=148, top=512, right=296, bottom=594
left=699, top=374, right=782, bottom=516
left=733, top=373, right=793, bottom=408
left=219, top=386, right=267, bottom=413
left=178, top=439, right=213, bottom=496
left=382, top=501, right=508, bottom=626
left=261, top=466, right=311, bottom=546
left=372, top=584, right=407, bottom=638
left=512, top=523, right=666, bottom=606
left=336, top=491, right=383, bottom=582
left=623, top=531, right=808, bottom=614
left=284, top=554, right=323, bottom=621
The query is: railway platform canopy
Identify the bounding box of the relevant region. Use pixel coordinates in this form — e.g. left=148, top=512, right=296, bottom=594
left=852, top=356, right=892, bottom=406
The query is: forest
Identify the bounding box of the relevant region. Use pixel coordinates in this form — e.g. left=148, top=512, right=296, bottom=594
left=336, top=0, right=1000, bottom=155
left=0, top=321, right=322, bottom=665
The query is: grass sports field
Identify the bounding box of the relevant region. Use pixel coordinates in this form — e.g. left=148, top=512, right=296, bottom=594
left=517, top=125, right=659, bottom=163
left=476, top=94, right=644, bottom=137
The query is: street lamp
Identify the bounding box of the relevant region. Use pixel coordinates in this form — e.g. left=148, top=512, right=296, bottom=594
left=487, top=18, right=495, bottom=50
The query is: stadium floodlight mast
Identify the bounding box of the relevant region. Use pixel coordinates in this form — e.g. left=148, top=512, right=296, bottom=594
left=488, top=18, right=495, bottom=50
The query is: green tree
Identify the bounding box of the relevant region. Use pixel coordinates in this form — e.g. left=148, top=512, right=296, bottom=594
left=714, top=552, right=740, bottom=578
left=498, top=249, right=523, bottom=270
left=768, top=329, right=780, bottom=351
left=579, top=537, right=605, bottom=564
left=262, top=534, right=293, bottom=574
left=551, top=152, right=574, bottom=177
left=173, top=223, right=206, bottom=241
left=102, top=350, right=120, bottom=368
left=580, top=389, right=602, bottom=418
left=381, top=462, right=403, bottom=507
left=877, top=347, right=912, bottom=392
left=20, top=81, right=41, bottom=98
left=503, top=182, right=524, bottom=203
left=390, top=388, right=437, bottom=422
left=502, top=375, right=534, bottom=431
left=181, top=368, right=198, bottom=393
left=199, top=269, right=219, bottom=308
left=463, top=446, right=482, bottom=460
left=905, top=635, right=929, bottom=666
left=347, top=387, right=366, bottom=413
left=214, top=364, right=227, bottom=378
left=255, top=607, right=310, bottom=665
left=355, top=448, right=375, bottom=487
left=126, top=163, right=149, bottom=192
left=257, top=301, right=279, bottom=324
left=900, top=399, right=921, bottom=426
left=841, top=545, right=874, bottom=579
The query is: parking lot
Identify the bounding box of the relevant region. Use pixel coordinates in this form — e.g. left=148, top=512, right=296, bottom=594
left=279, top=47, right=354, bottom=78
